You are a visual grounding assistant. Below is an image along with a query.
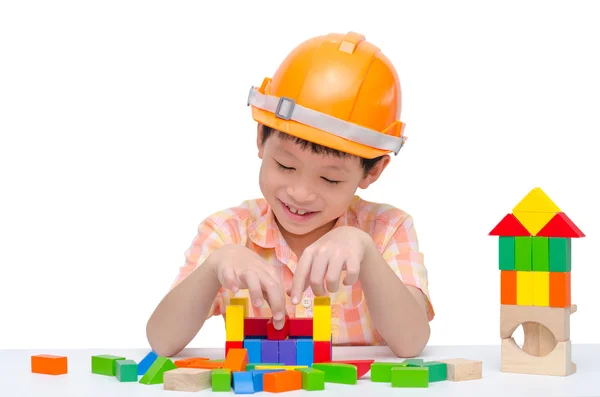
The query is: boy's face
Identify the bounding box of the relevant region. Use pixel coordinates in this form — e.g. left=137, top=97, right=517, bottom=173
left=257, top=128, right=389, bottom=238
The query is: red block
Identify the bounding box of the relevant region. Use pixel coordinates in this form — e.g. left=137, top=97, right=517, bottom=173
left=244, top=317, right=269, bottom=337
left=489, top=213, right=531, bottom=236
left=225, top=341, right=243, bottom=357
left=313, top=341, right=331, bottom=363
left=536, top=212, right=585, bottom=238
left=332, top=359, right=374, bottom=378
left=267, top=316, right=289, bottom=340
left=288, top=318, right=313, bottom=337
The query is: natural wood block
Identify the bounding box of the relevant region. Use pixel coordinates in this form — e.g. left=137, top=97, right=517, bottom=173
left=163, top=368, right=211, bottom=392
left=437, top=358, right=482, bottom=381
left=500, top=304, right=571, bottom=342
left=501, top=338, right=575, bottom=376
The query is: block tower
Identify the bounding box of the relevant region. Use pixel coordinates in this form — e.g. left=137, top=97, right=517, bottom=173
left=225, top=296, right=332, bottom=367
left=489, top=187, right=585, bottom=376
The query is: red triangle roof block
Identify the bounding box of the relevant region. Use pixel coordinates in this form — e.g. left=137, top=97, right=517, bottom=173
left=536, top=212, right=585, bottom=238
left=489, top=213, right=531, bottom=236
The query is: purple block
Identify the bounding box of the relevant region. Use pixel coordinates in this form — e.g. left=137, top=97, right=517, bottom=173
left=278, top=339, right=296, bottom=366
left=260, top=340, right=279, bottom=363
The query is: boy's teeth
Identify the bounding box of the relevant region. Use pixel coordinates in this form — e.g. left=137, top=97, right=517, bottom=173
left=287, top=204, right=307, bottom=215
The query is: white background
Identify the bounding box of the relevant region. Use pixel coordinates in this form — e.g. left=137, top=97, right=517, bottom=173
left=1, top=1, right=598, bottom=350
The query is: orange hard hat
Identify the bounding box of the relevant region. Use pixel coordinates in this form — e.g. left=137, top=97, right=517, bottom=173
left=248, top=32, right=406, bottom=159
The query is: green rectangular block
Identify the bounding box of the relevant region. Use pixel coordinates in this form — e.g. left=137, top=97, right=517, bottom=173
left=311, top=363, right=357, bottom=385
left=116, top=359, right=138, bottom=382
left=423, top=361, right=447, bottom=382
left=212, top=368, right=231, bottom=392
left=370, top=362, right=408, bottom=382
left=91, top=354, right=126, bottom=376
left=532, top=237, right=549, bottom=271
left=515, top=236, right=532, bottom=271
left=391, top=367, right=429, bottom=388
left=499, top=236, right=515, bottom=270
left=295, top=367, right=325, bottom=391
left=549, top=238, right=571, bottom=272
left=402, top=358, right=424, bottom=367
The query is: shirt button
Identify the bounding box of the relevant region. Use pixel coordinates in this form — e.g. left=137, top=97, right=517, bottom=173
left=306, top=309, right=313, bottom=316
left=301, top=297, right=312, bottom=308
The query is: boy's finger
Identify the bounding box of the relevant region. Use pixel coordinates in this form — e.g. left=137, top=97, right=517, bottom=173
left=259, top=271, right=286, bottom=328
left=310, top=250, right=329, bottom=296
left=325, top=253, right=344, bottom=293
left=342, top=256, right=361, bottom=286
left=239, top=270, right=264, bottom=307
left=221, top=267, right=239, bottom=292
left=290, top=249, right=313, bottom=304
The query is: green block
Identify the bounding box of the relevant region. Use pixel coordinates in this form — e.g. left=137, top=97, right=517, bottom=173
left=311, top=363, right=357, bottom=385
left=370, top=362, right=408, bottom=382
left=423, top=361, right=447, bottom=382
left=391, top=367, right=429, bottom=388
left=402, top=358, right=424, bottom=367
left=515, top=236, right=532, bottom=271
left=91, top=354, right=126, bottom=376
left=549, top=238, right=571, bottom=272
left=212, top=368, right=231, bottom=392
left=296, top=367, right=325, bottom=391
left=532, top=237, right=549, bottom=271
left=499, top=236, right=515, bottom=270
left=138, top=356, right=176, bottom=385
left=115, top=359, right=138, bottom=382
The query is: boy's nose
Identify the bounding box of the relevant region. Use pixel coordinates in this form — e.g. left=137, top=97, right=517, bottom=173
left=286, top=185, right=316, bottom=203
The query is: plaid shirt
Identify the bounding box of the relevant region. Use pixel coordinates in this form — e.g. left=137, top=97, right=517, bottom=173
left=172, top=195, right=434, bottom=346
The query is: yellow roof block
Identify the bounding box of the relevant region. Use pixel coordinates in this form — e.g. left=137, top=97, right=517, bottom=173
left=512, top=187, right=561, bottom=213
left=513, top=211, right=556, bottom=236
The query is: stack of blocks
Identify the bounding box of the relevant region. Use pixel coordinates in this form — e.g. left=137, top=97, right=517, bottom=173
left=489, top=187, right=584, bottom=376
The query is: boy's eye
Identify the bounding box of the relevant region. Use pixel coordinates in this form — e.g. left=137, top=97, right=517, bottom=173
left=275, top=161, right=294, bottom=171
left=322, top=177, right=342, bottom=185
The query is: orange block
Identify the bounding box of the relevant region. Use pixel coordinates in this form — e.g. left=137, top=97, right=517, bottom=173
left=174, top=357, right=209, bottom=368
left=186, top=360, right=223, bottom=370
left=223, top=348, right=248, bottom=372
left=31, top=355, right=68, bottom=375
left=549, top=272, right=571, bottom=307
left=501, top=270, right=517, bottom=305
left=263, top=369, right=302, bottom=392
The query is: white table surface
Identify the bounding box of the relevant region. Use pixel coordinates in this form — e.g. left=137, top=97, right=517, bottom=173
left=2, top=345, right=599, bottom=396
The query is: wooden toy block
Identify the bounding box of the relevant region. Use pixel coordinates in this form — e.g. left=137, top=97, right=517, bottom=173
left=489, top=213, right=531, bottom=236
left=246, top=363, right=280, bottom=370
left=255, top=365, right=308, bottom=370
left=174, top=357, right=209, bottom=368
left=423, top=361, right=447, bottom=382
left=514, top=236, right=532, bottom=271
left=223, top=348, right=248, bottom=372
left=533, top=271, right=550, bottom=306
left=500, top=270, right=517, bottom=305
left=243, top=339, right=262, bottom=363
left=263, top=369, right=302, bottom=392
left=501, top=338, right=574, bottom=376
left=211, top=368, right=231, bottom=392
left=267, top=316, right=289, bottom=340
left=370, top=362, right=408, bottom=382
left=402, top=358, right=424, bottom=366
left=230, top=297, right=249, bottom=317
left=139, top=356, right=177, bottom=384
left=295, top=367, right=325, bottom=391
left=314, top=296, right=331, bottom=306
left=516, top=271, right=533, bottom=306
left=391, top=367, right=429, bottom=388
left=437, top=358, right=482, bottom=381
left=244, top=317, right=269, bottom=337
left=313, top=304, right=331, bottom=341
left=261, top=340, right=279, bottom=363
left=332, top=359, right=374, bottom=378
left=226, top=305, right=244, bottom=342
left=550, top=272, right=571, bottom=307
left=549, top=238, right=571, bottom=272
left=31, top=354, right=67, bottom=375
left=498, top=236, right=515, bottom=270
left=251, top=369, right=285, bottom=392
left=232, top=371, right=255, bottom=394
left=289, top=318, right=313, bottom=337
left=164, top=367, right=211, bottom=392
left=512, top=187, right=561, bottom=213
left=313, top=341, right=331, bottom=363
left=186, top=360, right=224, bottom=370
left=296, top=338, right=313, bottom=366
left=513, top=211, right=556, bottom=236
left=532, top=237, right=549, bottom=271
left=91, top=354, right=126, bottom=376
left=312, top=363, right=357, bottom=384
left=278, top=339, right=296, bottom=365
left=137, top=351, right=158, bottom=375
left=226, top=341, right=243, bottom=357
left=116, top=359, right=138, bottom=382
left=500, top=304, right=571, bottom=341
left=537, top=212, right=585, bottom=238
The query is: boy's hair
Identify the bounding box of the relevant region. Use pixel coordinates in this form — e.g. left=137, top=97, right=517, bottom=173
left=259, top=124, right=383, bottom=176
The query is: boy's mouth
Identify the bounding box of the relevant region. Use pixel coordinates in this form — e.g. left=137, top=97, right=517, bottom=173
left=280, top=200, right=316, bottom=216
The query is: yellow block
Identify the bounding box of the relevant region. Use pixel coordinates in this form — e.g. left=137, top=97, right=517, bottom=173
left=512, top=187, right=561, bottom=213
left=225, top=305, right=244, bottom=341
left=513, top=211, right=556, bottom=236
left=313, top=304, right=331, bottom=341
left=516, top=271, right=533, bottom=306
left=254, top=365, right=308, bottom=371
left=230, top=297, right=249, bottom=317
left=314, top=296, right=330, bottom=306
left=533, top=271, right=550, bottom=306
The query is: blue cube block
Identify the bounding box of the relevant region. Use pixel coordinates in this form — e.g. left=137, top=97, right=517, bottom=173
left=244, top=339, right=262, bottom=364
left=261, top=340, right=278, bottom=363
left=251, top=369, right=284, bottom=391
left=232, top=371, right=254, bottom=394
left=137, top=351, right=157, bottom=375
left=296, top=339, right=314, bottom=366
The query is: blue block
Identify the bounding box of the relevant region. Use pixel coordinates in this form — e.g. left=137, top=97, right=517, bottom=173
left=137, top=351, right=157, bottom=375
left=261, top=340, right=278, bottom=363
left=251, top=369, right=284, bottom=392
left=278, top=339, right=296, bottom=365
left=232, top=371, right=254, bottom=394
left=244, top=339, right=262, bottom=364
left=296, top=339, right=313, bottom=366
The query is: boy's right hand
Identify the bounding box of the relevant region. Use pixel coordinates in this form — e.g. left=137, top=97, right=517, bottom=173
left=210, top=244, right=287, bottom=330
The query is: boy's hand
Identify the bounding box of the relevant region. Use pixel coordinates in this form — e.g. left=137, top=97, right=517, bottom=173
left=210, top=244, right=287, bottom=329
left=289, top=226, right=372, bottom=304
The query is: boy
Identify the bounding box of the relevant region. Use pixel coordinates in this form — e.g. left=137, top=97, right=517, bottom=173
left=146, top=32, right=434, bottom=358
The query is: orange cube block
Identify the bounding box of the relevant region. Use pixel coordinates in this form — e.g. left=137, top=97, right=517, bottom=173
left=501, top=270, right=517, bottom=305
left=549, top=272, right=571, bottom=307
left=223, top=348, right=248, bottom=372
left=31, top=354, right=68, bottom=375
left=263, top=369, right=302, bottom=392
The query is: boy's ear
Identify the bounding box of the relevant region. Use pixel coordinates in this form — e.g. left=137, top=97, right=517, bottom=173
left=358, top=155, right=391, bottom=189
left=257, top=124, right=264, bottom=159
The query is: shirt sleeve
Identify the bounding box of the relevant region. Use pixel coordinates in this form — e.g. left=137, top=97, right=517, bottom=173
left=381, top=214, right=435, bottom=321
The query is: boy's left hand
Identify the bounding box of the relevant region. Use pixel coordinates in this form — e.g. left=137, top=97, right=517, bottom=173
left=289, top=226, right=373, bottom=304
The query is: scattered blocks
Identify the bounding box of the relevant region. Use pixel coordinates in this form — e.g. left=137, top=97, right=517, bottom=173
left=31, top=354, right=67, bottom=375
left=243, top=339, right=262, bottom=364
left=223, top=348, right=248, bottom=373
left=211, top=368, right=231, bottom=392
left=295, top=367, right=325, bottom=391
left=251, top=369, right=284, bottom=392
left=402, top=358, right=424, bottom=367
left=391, top=367, right=429, bottom=388
left=116, top=359, right=138, bottom=382
left=174, top=357, right=209, bottom=368
left=263, top=369, right=302, bottom=393
left=137, top=351, right=158, bottom=375
left=186, top=360, right=224, bottom=370
left=422, top=361, right=447, bottom=382
left=370, top=362, right=408, bottom=382
left=232, top=371, right=255, bottom=394
left=226, top=341, right=243, bottom=357
left=139, top=356, right=177, bottom=384
left=312, top=363, right=357, bottom=385
left=91, top=354, right=126, bottom=376
left=438, top=358, right=482, bottom=381
left=332, top=359, right=374, bottom=378
left=164, top=368, right=211, bottom=392
left=254, top=365, right=308, bottom=371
